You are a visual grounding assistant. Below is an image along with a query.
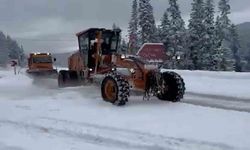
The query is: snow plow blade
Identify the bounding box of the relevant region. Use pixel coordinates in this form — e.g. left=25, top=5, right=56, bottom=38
left=27, top=69, right=58, bottom=79
left=58, top=70, right=83, bottom=88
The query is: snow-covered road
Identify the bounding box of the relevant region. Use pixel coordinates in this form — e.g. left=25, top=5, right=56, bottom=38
left=0, top=116, right=238, bottom=150
left=0, top=69, right=250, bottom=150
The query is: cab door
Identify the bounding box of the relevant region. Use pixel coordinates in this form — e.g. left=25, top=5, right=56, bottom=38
left=78, top=34, right=89, bottom=69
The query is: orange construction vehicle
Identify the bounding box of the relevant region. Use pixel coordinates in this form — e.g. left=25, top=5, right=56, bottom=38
left=27, top=53, right=58, bottom=78
left=58, top=28, right=185, bottom=106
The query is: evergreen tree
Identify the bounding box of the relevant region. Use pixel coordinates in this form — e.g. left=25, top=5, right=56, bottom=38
left=158, top=11, right=171, bottom=68
left=7, top=36, right=19, bottom=60
left=215, top=0, right=234, bottom=71
left=128, top=0, right=139, bottom=54
left=229, top=24, right=242, bottom=72
left=0, top=31, right=25, bottom=66
left=0, top=32, right=8, bottom=65
left=138, top=0, right=157, bottom=44
left=159, top=11, right=171, bottom=46
left=211, top=17, right=224, bottom=70
left=6, top=36, right=25, bottom=66
left=218, top=0, right=231, bottom=32
left=188, top=0, right=206, bottom=70
left=121, top=39, right=128, bottom=54
left=167, top=0, right=186, bottom=69
left=203, top=0, right=216, bottom=70
left=220, top=46, right=235, bottom=71
left=216, top=0, right=231, bottom=45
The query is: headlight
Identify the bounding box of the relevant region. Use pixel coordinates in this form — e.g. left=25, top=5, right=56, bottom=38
left=129, top=68, right=135, bottom=74
left=121, top=54, right=126, bottom=59
left=177, top=55, right=181, bottom=60
left=89, top=68, right=93, bottom=72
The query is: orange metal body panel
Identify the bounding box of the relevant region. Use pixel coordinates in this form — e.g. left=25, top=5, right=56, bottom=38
left=68, top=52, right=85, bottom=71
left=114, top=55, right=151, bottom=91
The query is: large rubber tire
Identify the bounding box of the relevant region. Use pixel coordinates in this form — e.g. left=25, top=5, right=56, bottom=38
left=157, top=71, right=185, bottom=102
left=101, top=72, right=130, bottom=106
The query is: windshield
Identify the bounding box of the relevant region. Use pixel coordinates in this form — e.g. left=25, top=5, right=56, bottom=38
left=32, top=57, right=52, bottom=63
left=87, top=30, right=120, bottom=54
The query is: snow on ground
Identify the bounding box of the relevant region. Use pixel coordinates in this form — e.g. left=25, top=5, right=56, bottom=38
left=170, top=70, right=250, bottom=99
left=0, top=68, right=250, bottom=150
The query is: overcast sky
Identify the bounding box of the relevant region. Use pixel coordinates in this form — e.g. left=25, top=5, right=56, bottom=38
left=0, top=0, right=250, bottom=54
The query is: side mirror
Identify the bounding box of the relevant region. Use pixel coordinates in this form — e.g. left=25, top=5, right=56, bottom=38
left=54, top=58, right=57, bottom=62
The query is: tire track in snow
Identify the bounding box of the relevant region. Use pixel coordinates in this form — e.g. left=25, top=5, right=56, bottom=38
left=0, top=118, right=239, bottom=150
left=183, top=93, right=250, bottom=113
left=186, top=92, right=250, bottom=103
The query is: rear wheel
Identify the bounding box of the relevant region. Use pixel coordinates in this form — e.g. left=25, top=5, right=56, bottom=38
left=157, top=71, right=185, bottom=102
left=101, top=73, right=130, bottom=106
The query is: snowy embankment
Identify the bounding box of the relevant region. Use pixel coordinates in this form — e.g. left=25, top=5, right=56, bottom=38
left=0, top=68, right=250, bottom=150
left=170, top=70, right=250, bottom=100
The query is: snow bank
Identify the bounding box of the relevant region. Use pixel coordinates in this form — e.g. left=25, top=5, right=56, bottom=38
left=167, top=70, right=250, bottom=99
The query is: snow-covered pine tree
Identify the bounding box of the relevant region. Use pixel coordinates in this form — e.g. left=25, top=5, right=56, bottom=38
left=220, top=46, right=235, bottom=71
left=215, top=0, right=235, bottom=71
left=128, top=0, right=139, bottom=54
left=188, top=0, right=206, bottom=70
left=229, top=24, right=242, bottom=72
left=158, top=11, right=171, bottom=68
left=203, top=0, right=216, bottom=70
left=215, top=0, right=231, bottom=46
left=212, top=16, right=224, bottom=70
left=218, top=0, right=231, bottom=34
left=147, top=2, right=158, bottom=43
left=167, top=0, right=187, bottom=69
left=6, top=35, right=25, bottom=66
left=138, top=0, right=157, bottom=44
left=159, top=11, right=170, bottom=46
left=121, top=39, right=128, bottom=54
left=0, top=32, right=8, bottom=65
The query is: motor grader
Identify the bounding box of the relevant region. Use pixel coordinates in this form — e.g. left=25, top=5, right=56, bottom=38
left=27, top=53, right=58, bottom=78
left=58, top=28, right=185, bottom=106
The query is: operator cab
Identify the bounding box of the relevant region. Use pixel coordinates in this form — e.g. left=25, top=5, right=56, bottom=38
left=76, top=28, right=121, bottom=72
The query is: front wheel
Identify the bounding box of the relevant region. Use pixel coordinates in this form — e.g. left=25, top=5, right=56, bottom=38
left=101, top=73, right=130, bottom=106
left=157, top=72, right=185, bottom=102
